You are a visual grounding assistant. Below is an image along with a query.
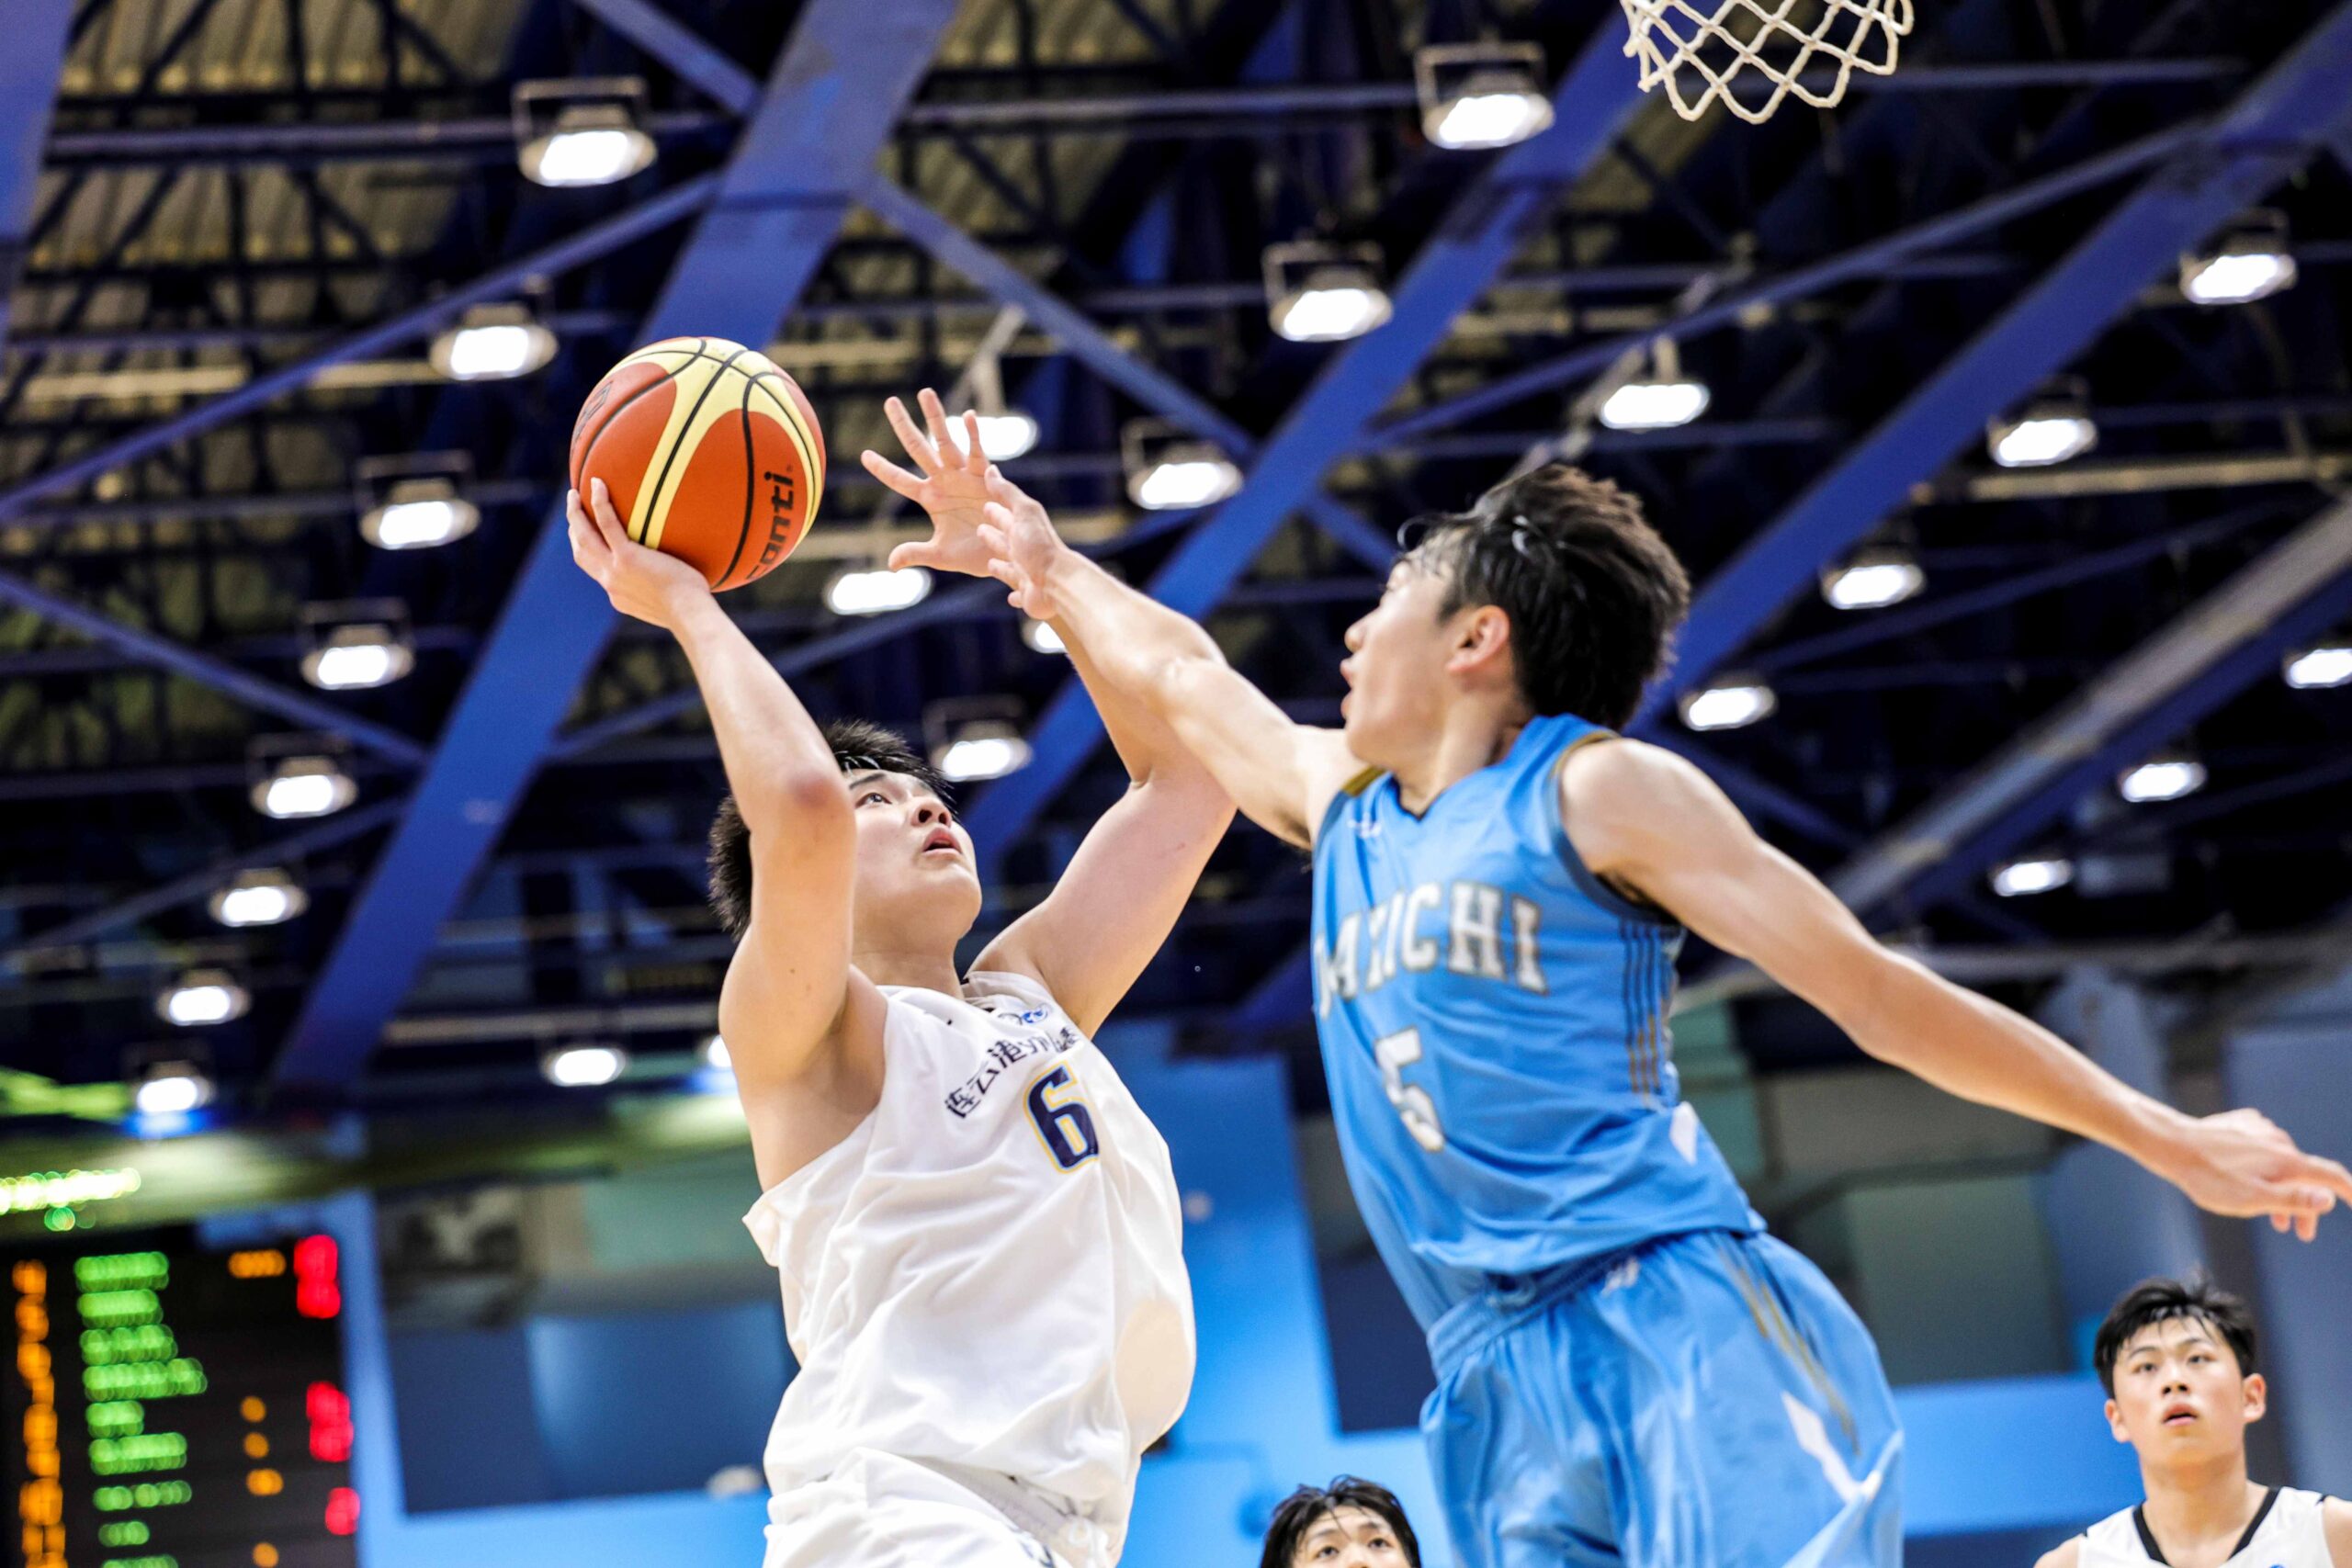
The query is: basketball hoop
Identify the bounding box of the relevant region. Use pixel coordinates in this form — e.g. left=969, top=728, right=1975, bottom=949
left=1619, top=0, right=1914, bottom=124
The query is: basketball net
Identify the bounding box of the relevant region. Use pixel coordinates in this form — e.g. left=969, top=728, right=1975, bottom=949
left=1619, top=0, right=1914, bottom=123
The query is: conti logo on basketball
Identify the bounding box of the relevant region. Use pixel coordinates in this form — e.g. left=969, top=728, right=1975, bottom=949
left=758, top=468, right=800, bottom=574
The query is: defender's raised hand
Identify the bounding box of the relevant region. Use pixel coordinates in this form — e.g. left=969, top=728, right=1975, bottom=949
left=977, top=466, right=1069, bottom=622
left=860, top=388, right=999, bottom=578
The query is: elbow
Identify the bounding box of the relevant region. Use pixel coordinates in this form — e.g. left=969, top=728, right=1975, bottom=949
left=1151, top=651, right=1224, bottom=709
left=737, top=768, right=852, bottom=841
left=1825, top=947, right=1937, bottom=1067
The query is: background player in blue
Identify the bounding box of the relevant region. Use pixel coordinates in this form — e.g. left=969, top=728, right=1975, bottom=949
left=866, top=393, right=2352, bottom=1568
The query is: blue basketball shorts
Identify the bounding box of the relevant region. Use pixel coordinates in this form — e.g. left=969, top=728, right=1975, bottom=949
left=1420, top=1228, right=1903, bottom=1568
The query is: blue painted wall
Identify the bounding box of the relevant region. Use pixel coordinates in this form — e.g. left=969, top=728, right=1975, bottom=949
left=302, top=1023, right=2144, bottom=1567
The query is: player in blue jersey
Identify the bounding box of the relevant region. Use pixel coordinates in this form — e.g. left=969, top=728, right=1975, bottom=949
left=865, top=391, right=2352, bottom=1568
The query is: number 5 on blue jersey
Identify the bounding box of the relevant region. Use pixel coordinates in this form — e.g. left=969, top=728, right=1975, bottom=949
left=1026, top=1065, right=1102, bottom=1170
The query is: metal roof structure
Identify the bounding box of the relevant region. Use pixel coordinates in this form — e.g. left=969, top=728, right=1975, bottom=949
left=2, top=0, right=2349, bottom=1117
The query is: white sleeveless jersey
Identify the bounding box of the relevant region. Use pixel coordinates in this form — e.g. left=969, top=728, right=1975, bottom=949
left=743, top=970, right=1194, bottom=1556
left=2081, top=1488, right=2335, bottom=1568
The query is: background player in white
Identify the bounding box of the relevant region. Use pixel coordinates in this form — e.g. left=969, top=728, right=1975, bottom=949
left=564, top=463, right=1232, bottom=1568
left=2039, top=1278, right=2350, bottom=1568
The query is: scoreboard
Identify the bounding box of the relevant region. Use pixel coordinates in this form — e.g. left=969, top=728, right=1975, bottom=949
left=4, top=1229, right=359, bottom=1568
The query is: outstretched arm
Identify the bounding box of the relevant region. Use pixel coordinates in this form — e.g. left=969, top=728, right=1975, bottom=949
left=1565, top=738, right=2352, bottom=1238
left=978, top=467, right=1367, bottom=849
left=566, top=481, right=876, bottom=1109
left=860, top=393, right=1233, bottom=1033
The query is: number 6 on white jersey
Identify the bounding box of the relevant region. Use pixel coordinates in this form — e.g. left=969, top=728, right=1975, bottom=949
left=1374, top=1027, right=1445, bottom=1152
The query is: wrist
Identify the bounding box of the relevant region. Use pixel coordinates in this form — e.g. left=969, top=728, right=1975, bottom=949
left=665, top=590, right=730, bottom=645
left=2121, top=1096, right=2198, bottom=1180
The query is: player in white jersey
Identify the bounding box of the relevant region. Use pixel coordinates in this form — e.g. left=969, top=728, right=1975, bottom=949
left=565, top=434, right=1233, bottom=1568
left=2038, top=1278, right=2350, bottom=1568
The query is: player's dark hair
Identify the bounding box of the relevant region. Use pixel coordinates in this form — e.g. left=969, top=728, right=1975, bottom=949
left=2093, top=1275, right=2258, bottom=1397
left=707, top=718, right=955, bottom=940
left=1400, top=462, right=1690, bottom=730
left=1259, top=1476, right=1421, bottom=1568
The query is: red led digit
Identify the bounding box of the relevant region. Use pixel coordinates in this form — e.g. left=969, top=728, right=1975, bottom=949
left=323, top=1487, right=359, bottom=1536
left=293, top=1236, right=342, bottom=1319
left=306, top=1382, right=354, bottom=1462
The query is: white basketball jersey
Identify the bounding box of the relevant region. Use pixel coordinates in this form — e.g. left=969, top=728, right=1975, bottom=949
left=2081, top=1488, right=2335, bottom=1568
left=743, top=970, right=1194, bottom=1558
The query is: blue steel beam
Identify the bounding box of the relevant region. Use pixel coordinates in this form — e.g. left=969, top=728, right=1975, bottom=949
left=959, top=20, right=1654, bottom=863
left=566, top=0, right=759, bottom=115
left=0, top=0, right=436, bottom=764
left=859, top=176, right=1398, bottom=571
left=0, top=573, right=430, bottom=763
left=1, top=799, right=408, bottom=975
left=1627, top=3, right=2352, bottom=727
left=1374, top=119, right=2200, bottom=446
left=0, top=0, right=71, bottom=342
left=271, top=0, right=960, bottom=1092
left=1830, top=494, right=2352, bottom=920
left=0, top=177, right=716, bottom=520
left=0, top=180, right=712, bottom=750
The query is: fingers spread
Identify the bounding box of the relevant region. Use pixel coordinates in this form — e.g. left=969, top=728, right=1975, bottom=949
left=918, top=387, right=958, bottom=462
left=884, top=396, right=941, bottom=474
left=861, top=448, right=929, bottom=501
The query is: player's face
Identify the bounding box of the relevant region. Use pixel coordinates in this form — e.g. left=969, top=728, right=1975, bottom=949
left=1291, top=1505, right=1411, bottom=1568
left=1340, top=556, right=1470, bottom=765
left=844, top=770, right=981, bottom=941
left=2105, top=1316, right=2266, bottom=1464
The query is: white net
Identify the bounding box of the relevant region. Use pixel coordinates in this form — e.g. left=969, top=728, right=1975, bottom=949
left=1620, top=0, right=1915, bottom=123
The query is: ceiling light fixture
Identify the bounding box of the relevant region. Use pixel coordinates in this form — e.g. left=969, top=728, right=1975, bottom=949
left=2117, top=753, right=2206, bottom=805
left=299, top=603, right=416, bottom=692
left=208, top=868, right=308, bottom=929
left=428, top=303, right=557, bottom=382
left=824, top=565, right=932, bottom=616
left=1821, top=547, right=1927, bottom=611
left=1416, top=42, right=1555, bottom=151
left=1989, top=856, right=2074, bottom=897
left=1265, top=242, right=1395, bottom=344
left=515, top=79, right=657, bottom=188
left=134, top=1061, right=217, bottom=1116
left=1988, top=393, right=2098, bottom=468
left=157, top=971, right=250, bottom=1029
left=250, top=753, right=357, bottom=820
left=1678, top=674, right=1777, bottom=732
left=2282, top=642, right=2352, bottom=690
left=542, top=1044, right=628, bottom=1089
left=2180, top=213, right=2297, bottom=306
left=1123, top=420, right=1242, bottom=512
left=933, top=721, right=1032, bottom=783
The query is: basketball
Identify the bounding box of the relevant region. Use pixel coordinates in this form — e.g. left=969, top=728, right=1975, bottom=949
left=567, top=336, right=826, bottom=592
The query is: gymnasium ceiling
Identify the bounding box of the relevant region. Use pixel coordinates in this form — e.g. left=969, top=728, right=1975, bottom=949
left=2, top=0, right=2350, bottom=1123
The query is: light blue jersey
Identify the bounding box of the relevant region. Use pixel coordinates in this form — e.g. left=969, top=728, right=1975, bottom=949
left=1310, top=711, right=1760, bottom=1329
left=1311, top=713, right=1902, bottom=1568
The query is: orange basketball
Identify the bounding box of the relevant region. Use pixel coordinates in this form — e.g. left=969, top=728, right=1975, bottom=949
left=568, top=336, right=825, bottom=592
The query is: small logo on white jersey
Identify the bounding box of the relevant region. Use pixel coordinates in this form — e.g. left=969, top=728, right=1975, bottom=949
left=944, top=1027, right=1078, bottom=1119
